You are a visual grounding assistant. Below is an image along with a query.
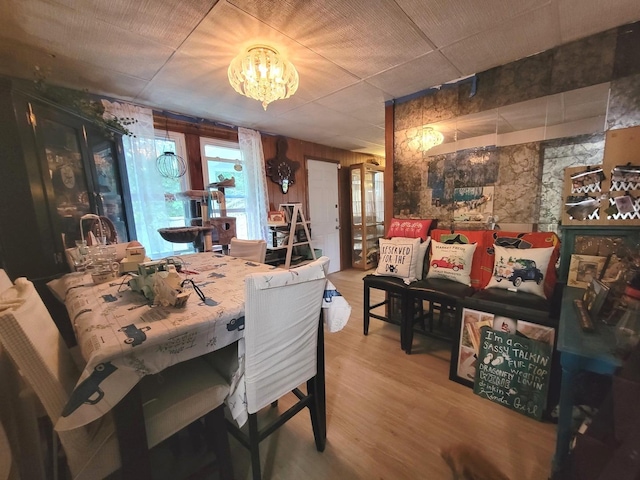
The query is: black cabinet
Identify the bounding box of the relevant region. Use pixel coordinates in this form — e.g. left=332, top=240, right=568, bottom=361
left=0, top=78, right=134, bottom=283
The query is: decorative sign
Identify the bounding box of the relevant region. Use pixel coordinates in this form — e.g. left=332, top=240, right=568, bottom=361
left=474, top=328, right=552, bottom=420
left=266, top=136, right=299, bottom=194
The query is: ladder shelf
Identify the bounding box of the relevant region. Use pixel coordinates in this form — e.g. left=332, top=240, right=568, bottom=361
left=266, top=203, right=316, bottom=269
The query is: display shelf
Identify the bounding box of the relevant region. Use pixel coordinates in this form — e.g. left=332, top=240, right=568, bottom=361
left=562, top=126, right=640, bottom=226
left=265, top=204, right=316, bottom=269
left=350, top=164, right=384, bottom=269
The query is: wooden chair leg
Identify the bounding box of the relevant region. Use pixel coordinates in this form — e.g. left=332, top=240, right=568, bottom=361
left=404, top=294, right=416, bottom=355
left=402, top=294, right=412, bottom=353
left=205, top=405, right=234, bottom=480
left=248, top=413, right=261, bottom=480
left=307, top=376, right=327, bottom=452
left=363, top=284, right=371, bottom=335
left=309, top=318, right=327, bottom=451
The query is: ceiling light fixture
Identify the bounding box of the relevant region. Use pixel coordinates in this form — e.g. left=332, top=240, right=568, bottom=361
left=421, top=126, right=444, bottom=152
left=228, top=45, right=299, bottom=110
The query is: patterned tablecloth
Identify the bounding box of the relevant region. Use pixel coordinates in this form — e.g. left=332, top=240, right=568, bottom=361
left=50, top=253, right=276, bottom=431
left=50, top=252, right=352, bottom=431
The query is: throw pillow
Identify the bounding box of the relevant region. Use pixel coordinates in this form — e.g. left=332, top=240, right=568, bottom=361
left=485, top=245, right=554, bottom=298
left=426, top=240, right=477, bottom=286
left=375, top=237, right=421, bottom=283
left=386, top=218, right=432, bottom=241
left=416, top=237, right=431, bottom=280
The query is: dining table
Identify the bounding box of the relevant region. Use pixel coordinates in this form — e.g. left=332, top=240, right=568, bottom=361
left=48, top=251, right=351, bottom=478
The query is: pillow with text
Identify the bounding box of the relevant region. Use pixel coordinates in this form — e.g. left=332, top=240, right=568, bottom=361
left=375, top=237, right=422, bottom=283
left=426, top=240, right=477, bottom=286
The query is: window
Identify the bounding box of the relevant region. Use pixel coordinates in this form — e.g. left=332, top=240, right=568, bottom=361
left=200, top=138, right=248, bottom=239
left=153, top=131, right=193, bottom=255
left=125, top=130, right=192, bottom=258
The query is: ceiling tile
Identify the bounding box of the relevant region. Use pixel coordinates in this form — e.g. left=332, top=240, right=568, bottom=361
left=177, top=2, right=361, bottom=103
left=558, top=0, right=640, bottom=43
left=314, top=82, right=387, bottom=124
left=365, top=50, right=462, bottom=97
left=49, top=0, right=220, bottom=48
left=0, top=0, right=175, bottom=81
left=0, top=38, right=149, bottom=99
left=440, top=5, right=561, bottom=76
left=227, top=0, right=435, bottom=78
left=394, top=0, right=549, bottom=48
left=0, top=0, right=636, bottom=157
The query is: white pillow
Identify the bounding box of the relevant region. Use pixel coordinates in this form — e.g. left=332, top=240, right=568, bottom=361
left=416, top=237, right=431, bottom=280
left=384, top=237, right=431, bottom=281
left=426, top=240, right=477, bottom=286
left=485, top=244, right=554, bottom=298
left=375, top=237, right=421, bottom=283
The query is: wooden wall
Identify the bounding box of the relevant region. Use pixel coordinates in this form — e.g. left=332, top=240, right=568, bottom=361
left=154, top=114, right=384, bottom=270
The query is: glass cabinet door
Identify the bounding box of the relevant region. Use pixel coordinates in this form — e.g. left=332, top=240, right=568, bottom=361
left=40, top=115, right=94, bottom=249
left=350, top=163, right=384, bottom=269
left=34, top=103, right=132, bottom=252
left=90, top=139, right=129, bottom=244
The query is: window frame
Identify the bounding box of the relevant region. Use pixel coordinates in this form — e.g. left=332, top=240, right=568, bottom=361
left=199, top=137, right=248, bottom=239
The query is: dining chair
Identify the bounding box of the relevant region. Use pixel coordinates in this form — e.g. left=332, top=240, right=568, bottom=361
left=0, top=345, right=20, bottom=480
left=229, top=237, right=267, bottom=263
left=1, top=271, right=49, bottom=480
left=218, top=256, right=329, bottom=480
left=0, top=277, right=234, bottom=480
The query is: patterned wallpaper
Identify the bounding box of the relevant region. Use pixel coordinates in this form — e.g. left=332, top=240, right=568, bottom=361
left=393, top=22, right=640, bottom=232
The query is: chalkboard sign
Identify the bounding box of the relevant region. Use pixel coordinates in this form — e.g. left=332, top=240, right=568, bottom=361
left=473, top=328, right=552, bottom=420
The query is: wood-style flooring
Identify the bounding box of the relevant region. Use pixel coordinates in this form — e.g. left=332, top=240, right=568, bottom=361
left=143, top=268, right=556, bottom=480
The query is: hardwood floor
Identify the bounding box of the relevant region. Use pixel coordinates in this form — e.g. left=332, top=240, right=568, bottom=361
left=94, top=267, right=556, bottom=480
left=217, top=268, right=557, bottom=480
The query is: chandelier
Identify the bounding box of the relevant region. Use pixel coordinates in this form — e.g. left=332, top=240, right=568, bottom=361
left=228, top=45, right=299, bottom=110
left=421, top=126, right=444, bottom=152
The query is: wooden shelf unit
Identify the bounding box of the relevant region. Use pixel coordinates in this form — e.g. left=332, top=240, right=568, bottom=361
left=562, top=125, right=640, bottom=226
left=266, top=203, right=316, bottom=269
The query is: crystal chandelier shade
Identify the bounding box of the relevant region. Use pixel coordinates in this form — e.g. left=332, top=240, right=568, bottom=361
left=228, top=45, right=299, bottom=110
left=421, top=126, right=444, bottom=151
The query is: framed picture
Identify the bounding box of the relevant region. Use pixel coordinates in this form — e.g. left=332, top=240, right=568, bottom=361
left=583, top=278, right=610, bottom=322
left=267, top=210, right=287, bottom=226
left=451, top=298, right=556, bottom=389
left=600, top=254, right=626, bottom=284
left=451, top=307, right=494, bottom=387
left=567, top=254, right=607, bottom=288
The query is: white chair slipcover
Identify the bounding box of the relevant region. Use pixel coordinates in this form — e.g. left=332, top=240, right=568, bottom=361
left=229, top=237, right=267, bottom=264
left=0, top=277, right=232, bottom=480
left=0, top=270, right=44, bottom=480
left=244, top=257, right=327, bottom=413
left=214, top=257, right=328, bottom=479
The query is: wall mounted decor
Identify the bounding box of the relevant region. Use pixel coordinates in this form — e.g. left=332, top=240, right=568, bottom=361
left=266, top=136, right=299, bottom=193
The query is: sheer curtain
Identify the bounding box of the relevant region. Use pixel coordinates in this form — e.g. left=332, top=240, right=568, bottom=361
left=102, top=100, right=169, bottom=258
left=238, top=127, right=269, bottom=241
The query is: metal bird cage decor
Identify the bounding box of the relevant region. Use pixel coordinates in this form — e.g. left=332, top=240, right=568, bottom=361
left=156, top=150, right=187, bottom=179
left=156, top=117, right=187, bottom=179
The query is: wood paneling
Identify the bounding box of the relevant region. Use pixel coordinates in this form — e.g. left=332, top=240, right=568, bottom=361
left=153, top=113, right=384, bottom=270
